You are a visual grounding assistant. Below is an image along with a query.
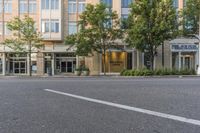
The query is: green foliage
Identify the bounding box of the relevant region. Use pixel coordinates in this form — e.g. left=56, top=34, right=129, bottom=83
left=126, top=0, right=178, bottom=70
left=65, top=3, right=123, bottom=56
left=3, top=15, right=43, bottom=52
left=121, top=68, right=196, bottom=76
left=65, top=3, right=123, bottom=75
left=182, top=0, right=200, bottom=35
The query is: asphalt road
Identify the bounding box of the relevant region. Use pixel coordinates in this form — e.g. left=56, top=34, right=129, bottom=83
left=0, top=77, right=200, bottom=133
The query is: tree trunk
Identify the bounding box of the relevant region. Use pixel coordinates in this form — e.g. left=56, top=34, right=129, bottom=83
left=103, top=49, right=106, bottom=76
left=28, top=42, right=32, bottom=76
left=150, top=53, right=154, bottom=71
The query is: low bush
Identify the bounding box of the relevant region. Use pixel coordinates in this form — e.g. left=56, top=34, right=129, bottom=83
left=120, top=68, right=196, bottom=76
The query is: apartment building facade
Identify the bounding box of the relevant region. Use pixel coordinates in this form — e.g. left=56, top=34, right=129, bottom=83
left=0, top=0, right=198, bottom=76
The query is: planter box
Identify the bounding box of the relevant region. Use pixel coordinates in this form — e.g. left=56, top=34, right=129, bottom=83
left=74, top=70, right=81, bottom=76
left=82, top=71, right=89, bottom=76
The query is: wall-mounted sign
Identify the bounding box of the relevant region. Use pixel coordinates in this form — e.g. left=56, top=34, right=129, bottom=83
left=171, top=44, right=198, bottom=52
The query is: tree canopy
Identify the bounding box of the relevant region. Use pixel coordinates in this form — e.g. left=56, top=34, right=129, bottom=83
left=182, top=0, right=200, bottom=35
left=65, top=3, right=123, bottom=74
left=126, top=0, right=178, bottom=70
left=3, top=15, right=43, bottom=76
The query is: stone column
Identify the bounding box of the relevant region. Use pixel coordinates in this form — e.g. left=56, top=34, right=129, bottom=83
left=51, top=53, right=55, bottom=75
left=27, top=54, right=30, bottom=75
left=2, top=53, right=6, bottom=75
left=178, top=52, right=181, bottom=70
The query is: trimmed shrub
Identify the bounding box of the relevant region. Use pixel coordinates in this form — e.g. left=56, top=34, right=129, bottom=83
left=120, top=68, right=196, bottom=76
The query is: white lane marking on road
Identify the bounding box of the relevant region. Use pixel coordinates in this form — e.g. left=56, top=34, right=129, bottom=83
left=45, top=89, right=200, bottom=126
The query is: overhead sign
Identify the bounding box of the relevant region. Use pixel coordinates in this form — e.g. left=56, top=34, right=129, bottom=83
left=171, top=44, right=198, bottom=52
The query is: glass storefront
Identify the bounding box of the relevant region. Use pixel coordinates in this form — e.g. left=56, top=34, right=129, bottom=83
left=55, top=53, right=76, bottom=74
left=172, top=52, right=196, bottom=70
left=8, top=53, right=27, bottom=75
left=0, top=58, right=2, bottom=74
left=102, top=51, right=132, bottom=73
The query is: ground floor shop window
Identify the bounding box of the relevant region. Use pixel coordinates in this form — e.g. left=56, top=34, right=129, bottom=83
left=55, top=53, right=76, bottom=74
left=172, top=52, right=196, bottom=70
left=102, top=51, right=132, bottom=73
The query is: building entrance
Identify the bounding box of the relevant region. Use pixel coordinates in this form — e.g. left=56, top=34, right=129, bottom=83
left=61, top=61, right=73, bottom=73
left=181, top=55, right=194, bottom=70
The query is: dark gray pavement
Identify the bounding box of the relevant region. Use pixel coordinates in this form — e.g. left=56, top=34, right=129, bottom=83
left=0, top=77, right=200, bottom=133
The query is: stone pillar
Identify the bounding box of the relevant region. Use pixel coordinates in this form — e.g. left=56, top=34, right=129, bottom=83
left=76, top=55, right=79, bottom=68
left=51, top=53, right=55, bottom=75
left=27, top=54, right=30, bottom=75
left=178, top=52, right=181, bottom=70
left=2, top=53, right=6, bottom=75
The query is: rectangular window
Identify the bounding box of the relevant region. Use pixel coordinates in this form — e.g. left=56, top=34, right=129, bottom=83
left=78, top=0, right=86, bottom=13
left=121, top=14, right=128, bottom=29
left=4, top=23, right=11, bottom=35
left=3, top=0, right=12, bottom=13
left=51, top=20, right=59, bottom=32
left=0, top=22, right=2, bottom=35
left=42, top=0, right=50, bottom=9
left=101, top=0, right=112, bottom=8
left=173, top=0, right=178, bottom=9
left=0, top=22, right=11, bottom=35
left=68, top=22, right=77, bottom=35
left=121, top=0, right=132, bottom=8
left=42, top=19, right=50, bottom=32
left=20, top=0, right=27, bottom=13
left=51, top=0, right=59, bottom=10
left=29, top=0, right=37, bottom=13
left=68, top=0, right=77, bottom=13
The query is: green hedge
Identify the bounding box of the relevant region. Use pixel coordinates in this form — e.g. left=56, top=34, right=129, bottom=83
left=120, top=68, right=196, bottom=76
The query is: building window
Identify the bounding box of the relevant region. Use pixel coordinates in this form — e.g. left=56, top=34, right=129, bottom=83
left=20, top=0, right=28, bottom=13
left=42, top=19, right=59, bottom=33
left=173, top=0, right=179, bottom=9
left=0, top=0, right=12, bottom=13
left=51, top=0, right=59, bottom=10
left=29, top=0, right=37, bottom=13
left=0, top=22, right=2, bottom=35
left=42, top=19, right=50, bottom=32
left=0, top=22, right=11, bottom=35
left=101, top=0, right=112, bottom=8
left=68, top=0, right=77, bottom=13
left=78, top=0, right=86, bottom=13
left=121, top=14, right=128, bottom=29
left=51, top=20, right=59, bottom=32
left=68, top=22, right=77, bottom=35
left=121, top=0, right=132, bottom=8
left=42, top=0, right=50, bottom=9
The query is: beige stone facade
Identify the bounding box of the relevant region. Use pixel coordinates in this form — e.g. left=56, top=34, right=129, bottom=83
left=1, top=0, right=195, bottom=76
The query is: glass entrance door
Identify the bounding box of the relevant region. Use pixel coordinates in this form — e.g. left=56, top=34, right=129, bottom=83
left=13, top=61, right=26, bottom=74
left=67, top=61, right=73, bottom=72
left=181, top=55, right=194, bottom=69
left=61, top=61, right=67, bottom=72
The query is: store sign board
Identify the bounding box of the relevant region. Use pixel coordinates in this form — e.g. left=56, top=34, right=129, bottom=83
left=171, top=44, right=198, bottom=52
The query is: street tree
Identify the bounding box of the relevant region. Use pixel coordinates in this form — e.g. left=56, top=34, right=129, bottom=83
left=65, top=3, right=123, bottom=75
left=126, top=0, right=178, bottom=70
left=3, top=15, right=43, bottom=76
left=182, top=0, right=200, bottom=35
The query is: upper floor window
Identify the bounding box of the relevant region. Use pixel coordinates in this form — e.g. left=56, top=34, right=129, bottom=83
left=51, top=0, right=59, bottom=10
left=29, top=0, right=37, bottom=13
left=51, top=19, right=59, bottom=32
left=121, top=14, right=128, bottom=29
left=42, top=0, right=59, bottom=10
left=101, top=0, right=112, bottom=8
left=0, top=22, right=11, bottom=35
left=121, top=0, right=132, bottom=8
left=20, top=0, right=36, bottom=13
left=41, top=19, right=59, bottom=33
left=78, top=0, right=86, bottom=13
left=68, top=22, right=77, bottom=35
left=173, top=0, right=179, bottom=9
left=68, top=0, right=77, bottom=13
left=0, top=0, right=12, bottom=13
